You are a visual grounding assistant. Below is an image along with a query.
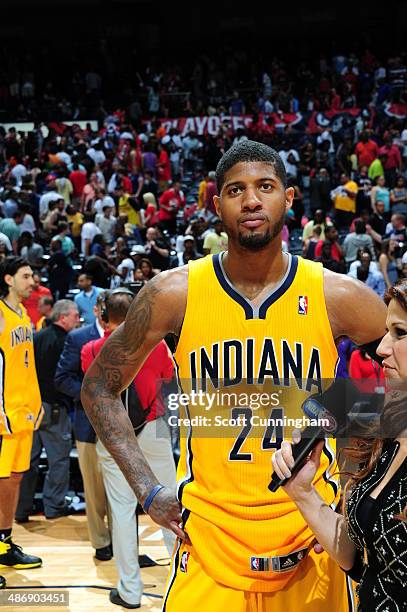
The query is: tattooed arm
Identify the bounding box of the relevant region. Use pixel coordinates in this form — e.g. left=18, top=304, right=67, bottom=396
left=81, top=266, right=188, bottom=539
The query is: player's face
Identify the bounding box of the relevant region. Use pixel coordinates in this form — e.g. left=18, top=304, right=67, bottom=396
left=9, top=266, right=35, bottom=300
left=213, top=162, right=294, bottom=251
left=377, top=298, right=407, bottom=380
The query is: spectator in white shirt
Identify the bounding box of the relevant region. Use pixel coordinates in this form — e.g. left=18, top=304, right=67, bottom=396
left=10, top=160, right=27, bottom=187
left=94, top=188, right=115, bottom=215
left=182, top=131, right=201, bottom=172
left=87, top=142, right=106, bottom=167
left=317, top=129, right=335, bottom=154
left=19, top=204, right=36, bottom=236
left=107, top=164, right=121, bottom=194
left=57, top=150, right=72, bottom=166
left=39, top=184, right=61, bottom=217
left=0, top=232, right=12, bottom=252
left=95, top=206, right=117, bottom=245
left=81, top=212, right=102, bottom=256
left=111, top=248, right=135, bottom=287
left=19, top=232, right=44, bottom=267
left=1, top=188, right=19, bottom=217
left=278, top=142, right=300, bottom=178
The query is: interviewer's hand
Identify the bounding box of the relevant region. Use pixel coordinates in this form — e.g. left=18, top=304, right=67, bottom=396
left=271, top=431, right=325, bottom=502
left=312, top=541, right=324, bottom=554
left=147, top=487, right=191, bottom=544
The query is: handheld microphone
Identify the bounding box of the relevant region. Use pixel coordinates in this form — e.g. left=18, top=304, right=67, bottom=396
left=268, top=398, right=330, bottom=493
left=268, top=378, right=380, bottom=493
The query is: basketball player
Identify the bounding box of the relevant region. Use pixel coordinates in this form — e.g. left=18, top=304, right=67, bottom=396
left=0, top=257, right=43, bottom=578
left=81, top=141, right=386, bottom=610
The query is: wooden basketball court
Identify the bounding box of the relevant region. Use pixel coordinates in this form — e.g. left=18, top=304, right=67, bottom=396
left=1, top=514, right=170, bottom=610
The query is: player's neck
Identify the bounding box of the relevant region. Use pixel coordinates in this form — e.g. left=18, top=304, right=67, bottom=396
left=3, top=290, right=21, bottom=313
left=223, top=240, right=287, bottom=287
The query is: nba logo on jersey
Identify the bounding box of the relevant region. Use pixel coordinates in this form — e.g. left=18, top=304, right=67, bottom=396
left=250, top=557, right=269, bottom=571
left=180, top=551, right=190, bottom=573
left=298, top=296, right=308, bottom=315
left=251, top=558, right=260, bottom=571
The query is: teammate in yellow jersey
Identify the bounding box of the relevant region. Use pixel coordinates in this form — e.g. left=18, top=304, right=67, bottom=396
left=0, top=257, right=43, bottom=583
left=81, top=141, right=387, bottom=611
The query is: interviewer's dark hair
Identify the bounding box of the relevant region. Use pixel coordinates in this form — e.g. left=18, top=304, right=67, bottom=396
left=385, top=278, right=407, bottom=309
left=0, top=256, right=30, bottom=297
left=215, top=140, right=287, bottom=192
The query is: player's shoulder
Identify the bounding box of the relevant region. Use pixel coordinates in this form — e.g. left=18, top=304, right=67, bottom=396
left=323, top=268, right=372, bottom=301
left=148, top=265, right=188, bottom=298
left=134, top=267, right=188, bottom=336
left=323, top=267, right=386, bottom=340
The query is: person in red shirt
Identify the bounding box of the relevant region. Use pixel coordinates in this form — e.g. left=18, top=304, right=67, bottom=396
left=354, top=132, right=379, bottom=169
left=80, top=288, right=176, bottom=609
left=117, top=169, right=133, bottom=194
left=349, top=348, right=385, bottom=380
left=156, top=143, right=171, bottom=190
left=314, top=225, right=344, bottom=264
left=22, top=272, right=52, bottom=326
left=81, top=321, right=174, bottom=422
left=159, top=180, right=185, bottom=235
left=330, top=88, right=341, bottom=110
left=69, top=163, right=87, bottom=200
left=378, top=137, right=402, bottom=188
left=349, top=347, right=385, bottom=394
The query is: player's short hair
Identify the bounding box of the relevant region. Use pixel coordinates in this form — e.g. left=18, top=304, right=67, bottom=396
left=0, top=256, right=30, bottom=296
left=215, top=140, right=287, bottom=192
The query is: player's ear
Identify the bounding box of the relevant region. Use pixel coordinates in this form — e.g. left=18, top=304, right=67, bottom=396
left=213, top=195, right=221, bottom=217
left=4, top=274, right=13, bottom=289
left=285, top=187, right=294, bottom=213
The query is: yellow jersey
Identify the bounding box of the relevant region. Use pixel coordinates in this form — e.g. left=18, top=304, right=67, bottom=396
left=118, top=193, right=141, bottom=227
left=197, top=179, right=207, bottom=209
left=36, top=316, right=46, bottom=331
left=173, top=253, right=340, bottom=592
left=0, top=299, right=42, bottom=435
left=334, top=181, right=358, bottom=213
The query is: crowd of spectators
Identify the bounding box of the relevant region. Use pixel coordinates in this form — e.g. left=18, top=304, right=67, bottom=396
left=0, top=45, right=406, bottom=124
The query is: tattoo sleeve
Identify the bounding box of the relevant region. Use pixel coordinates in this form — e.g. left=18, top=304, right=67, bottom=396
left=80, top=281, right=164, bottom=502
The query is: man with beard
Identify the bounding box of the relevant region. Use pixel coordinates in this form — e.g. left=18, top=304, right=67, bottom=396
left=0, top=257, right=43, bottom=587
left=81, top=141, right=387, bottom=610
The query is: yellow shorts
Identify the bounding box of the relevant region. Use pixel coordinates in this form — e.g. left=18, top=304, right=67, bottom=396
left=0, top=430, right=33, bottom=478
left=163, top=541, right=358, bottom=612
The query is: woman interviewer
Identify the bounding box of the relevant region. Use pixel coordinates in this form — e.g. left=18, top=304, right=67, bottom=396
left=272, top=279, right=407, bottom=611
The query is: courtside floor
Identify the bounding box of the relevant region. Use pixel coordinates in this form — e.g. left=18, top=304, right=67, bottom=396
left=0, top=515, right=169, bottom=611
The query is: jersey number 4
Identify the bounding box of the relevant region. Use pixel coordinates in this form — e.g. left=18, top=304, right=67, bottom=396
left=228, top=407, right=284, bottom=461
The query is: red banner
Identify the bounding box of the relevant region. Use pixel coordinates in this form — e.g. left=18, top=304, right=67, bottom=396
left=145, top=113, right=305, bottom=136
left=383, top=102, right=407, bottom=118
left=39, top=105, right=407, bottom=140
